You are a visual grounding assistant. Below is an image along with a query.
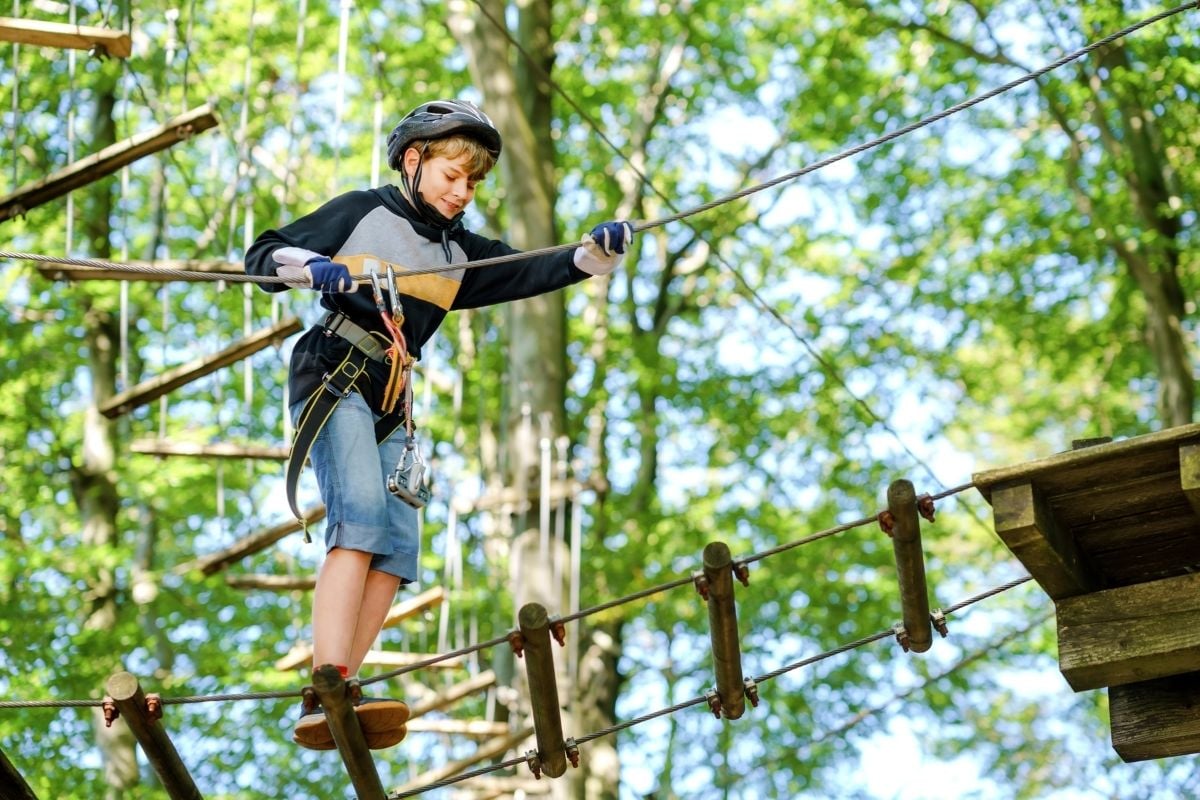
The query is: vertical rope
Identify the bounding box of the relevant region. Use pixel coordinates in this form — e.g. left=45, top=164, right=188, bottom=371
left=330, top=0, right=351, bottom=195
left=65, top=0, right=77, bottom=254
left=7, top=0, right=18, bottom=191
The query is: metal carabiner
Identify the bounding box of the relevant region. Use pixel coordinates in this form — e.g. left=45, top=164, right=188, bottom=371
left=367, top=263, right=388, bottom=315
left=387, top=433, right=431, bottom=509
left=385, top=263, right=405, bottom=322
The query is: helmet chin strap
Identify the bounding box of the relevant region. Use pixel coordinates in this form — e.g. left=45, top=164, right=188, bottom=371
left=400, top=148, right=462, bottom=229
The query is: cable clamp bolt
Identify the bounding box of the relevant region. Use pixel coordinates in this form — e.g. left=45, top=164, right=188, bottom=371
left=565, top=737, right=581, bottom=768
left=508, top=630, right=526, bottom=658
left=347, top=680, right=364, bottom=703
left=917, top=494, right=936, bottom=523
left=525, top=749, right=543, bottom=779
left=704, top=688, right=722, bottom=719
left=878, top=510, right=896, bottom=537
left=102, top=697, right=119, bottom=728
left=550, top=616, right=567, bottom=647
left=145, top=694, right=163, bottom=721
left=892, top=622, right=911, bottom=653
left=931, top=608, right=949, bottom=637
left=743, top=677, right=760, bottom=708
left=693, top=571, right=710, bottom=601
left=733, top=561, right=750, bottom=587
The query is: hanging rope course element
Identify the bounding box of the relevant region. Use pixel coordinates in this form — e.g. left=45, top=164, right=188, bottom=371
left=1, top=0, right=1193, bottom=281
left=2, top=479, right=984, bottom=711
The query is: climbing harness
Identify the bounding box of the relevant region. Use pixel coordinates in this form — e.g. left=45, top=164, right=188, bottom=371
left=284, top=262, right=430, bottom=538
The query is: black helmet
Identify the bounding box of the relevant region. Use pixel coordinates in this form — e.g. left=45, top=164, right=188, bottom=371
left=386, top=99, right=502, bottom=171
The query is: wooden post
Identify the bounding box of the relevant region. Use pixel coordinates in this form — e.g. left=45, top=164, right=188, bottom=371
left=887, top=479, right=933, bottom=654
left=100, top=317, right=301, bottom=419
left=104, top=672, right=201, bottom=800
left=700, top=541, right=746, bottom=719
left=0, top=746, right=38, bottom=800
left=0, top=16, right=131, bottom=57
left=310, top=665, right=386, bottom=800
left=517, top=603, right=568, bottom=779
left=1109, top=671, right=1200, bottom=762
left=0, top=105, right=218, bottom=222
left=1056, top=572, right=1200, bottom=691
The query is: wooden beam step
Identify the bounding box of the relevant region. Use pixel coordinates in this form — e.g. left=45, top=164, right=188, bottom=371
left=225, top=574, right=316, bottom=591
left=383, top=586, right=445, bottom=630
left=275, top=644, right=465, bottom=672
left=0, top=16, right=131, bottom=57
left=36, top=258, right=240, bottom=283
left=0, top=104, right=218, bottom=222
left=175, top=505, right=325, bottom=577
left=409, top=671, right=497, bottom=720
left=390, top=728, right=532, bottom=797
left=100, top=317, right=301, bottom=419
left=130, top=439, right=289, bottom=460
left=405, top=718, right=509, bottom=738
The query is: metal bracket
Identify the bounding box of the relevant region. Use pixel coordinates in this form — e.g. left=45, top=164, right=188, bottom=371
left=931, top=608, right=949, bottom=637
left=892, top=622, right=911, bottom=652
left=733, top=561, right=751, bottom=587
left=743, top=677, right=760, bottom=708
left=549, top=616, right=567, bottom=647
left=565, top=737, right=581, bottom=768
left=917, top=493, right=936, bottom=522
left=693, top=571, right=710, bottom=600
left=704, top=688, right=722, bottom=719
left=525, top=749, right=543, bottom=779
left=508, top=630, right=526, bottom=658
left=878, top=510, right=896, bottom=537
left=145, top=693, right=163, bottom=721
left=102, top=697, right=119, bottom=728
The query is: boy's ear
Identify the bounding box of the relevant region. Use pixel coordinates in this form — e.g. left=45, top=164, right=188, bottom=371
left=403, top=147, right=422, bottom=176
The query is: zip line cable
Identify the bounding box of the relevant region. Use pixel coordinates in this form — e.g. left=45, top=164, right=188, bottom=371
left=2, top=0, right=1192, bottom=280
left=0, top=482, right=981, bottom=710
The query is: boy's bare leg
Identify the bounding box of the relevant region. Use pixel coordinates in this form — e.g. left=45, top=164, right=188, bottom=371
left=347, top=569, right=402, bottom=674
left=311, top=547, right=372, bottom=670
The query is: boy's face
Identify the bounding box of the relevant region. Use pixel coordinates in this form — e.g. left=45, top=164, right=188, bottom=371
left=405, top=149, right=479, bottom=219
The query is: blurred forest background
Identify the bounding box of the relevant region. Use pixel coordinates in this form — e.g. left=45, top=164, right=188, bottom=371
left=1, top=0, right=1197, bottom=798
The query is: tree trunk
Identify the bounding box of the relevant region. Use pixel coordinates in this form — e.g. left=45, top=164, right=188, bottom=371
left=449, top=2, right=582, bottom=797
left=69, top=67, right=138, bottom=798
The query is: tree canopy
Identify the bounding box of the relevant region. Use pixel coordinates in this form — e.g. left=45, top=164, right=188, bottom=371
left=1, top=1, right=1197, bottom=798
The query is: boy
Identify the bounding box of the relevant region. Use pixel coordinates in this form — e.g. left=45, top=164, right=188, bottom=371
left=245, top=99, right=632, bottom=750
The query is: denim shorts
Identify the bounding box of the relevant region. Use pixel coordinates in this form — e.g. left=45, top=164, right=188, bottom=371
left=291, top=391, right=419, bottom=581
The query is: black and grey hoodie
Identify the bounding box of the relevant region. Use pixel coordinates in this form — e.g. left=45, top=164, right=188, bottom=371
left=245, top=185, right=587, bottom=413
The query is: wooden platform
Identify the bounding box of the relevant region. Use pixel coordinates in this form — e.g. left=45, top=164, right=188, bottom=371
left=974, top=423, right=1200, bottom=762
left=973, top=423, right=1200, bottom=598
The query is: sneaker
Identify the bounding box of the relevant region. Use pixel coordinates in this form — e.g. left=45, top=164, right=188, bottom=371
left=354, top=697, right=410, bottom=750
left=293, top=701, right=336, bottom=751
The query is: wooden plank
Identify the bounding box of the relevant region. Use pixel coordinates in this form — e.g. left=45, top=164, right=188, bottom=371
left=1182, top=444, right=1200, bottom=517
left=36, top=259, right=241, bottom=283
left=390, top=727, right=532, bottom=797
left=0, top=104, right=218, bottom=222
left=973, top=424, right=1200, bottom=500
left=405, top=718, right=509, bottom=738
left=382, top=586, right=446, bottom=630
left=0, top=16, right=131, bottom=57
left=174, top=505, right=325, bottom=577
left=990, top=481, right=1094, bottom=599
left=225, top=574, right=316, bottom=591
left=130, top=439, right=289, bottom=460
left=1109, top=670, right=1200, bottom=762
left=0, top=745, right=39, bottom=800
left=99, top=317, right=301, bottom=419
left=275, top=644, right=465, bottom=672
left=409, top=671, right=497, bottom=720
left=1057, top=572, right=1200, bottom=691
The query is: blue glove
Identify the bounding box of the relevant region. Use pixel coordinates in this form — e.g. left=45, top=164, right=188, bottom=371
left=272, top=246, right=355, bottom=293
left=305, top=258, right=354, bottom=293
left=574, top=221, right=633, bottom=276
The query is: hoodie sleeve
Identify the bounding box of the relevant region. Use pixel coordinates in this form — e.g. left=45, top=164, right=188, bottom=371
left=450, top=232, right=590, bottom=310
left=244, top=191, right=380, bottom=293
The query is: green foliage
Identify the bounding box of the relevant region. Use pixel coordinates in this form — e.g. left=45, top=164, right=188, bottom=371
left=1, top=0, right=1197, bottom=798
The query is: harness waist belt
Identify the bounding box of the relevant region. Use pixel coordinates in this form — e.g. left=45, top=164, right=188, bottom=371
left=323, top=312, right=388, bottom=362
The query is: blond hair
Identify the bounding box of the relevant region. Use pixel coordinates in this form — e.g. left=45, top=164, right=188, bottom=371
left=416, top=135, right=497, bottom=181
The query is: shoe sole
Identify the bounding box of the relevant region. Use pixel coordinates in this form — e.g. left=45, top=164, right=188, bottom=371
left=357, top=700, right=411, bottom=750
left=293, top=700, right=410, bottom=751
